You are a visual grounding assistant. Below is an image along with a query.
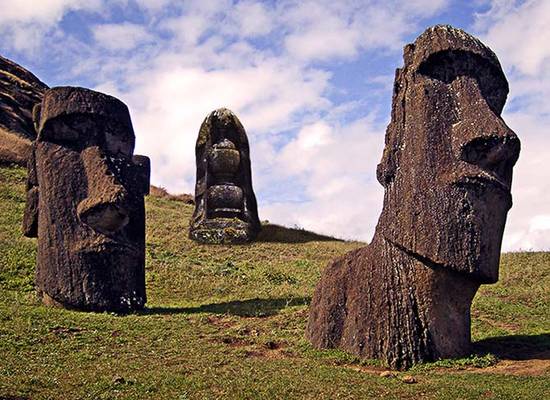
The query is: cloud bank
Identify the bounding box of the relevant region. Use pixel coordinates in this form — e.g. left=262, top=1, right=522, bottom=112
left=1, top=0, right=548, bottom=250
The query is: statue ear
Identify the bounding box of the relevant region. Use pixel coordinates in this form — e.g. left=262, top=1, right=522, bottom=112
left=376, top=149, right=396, bottom=187
left=132, top=155, right=151, bottom=196
left=23, top=144, right=39, bottom=237
left=377, top=67, right=407, bottom=188
left=23, top=187, right=39, bottom=237
left=32, top=103, right=42, bottom=134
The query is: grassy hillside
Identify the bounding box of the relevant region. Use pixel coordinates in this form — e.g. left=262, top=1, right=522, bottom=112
left=0, top=164, right=548, bottom=400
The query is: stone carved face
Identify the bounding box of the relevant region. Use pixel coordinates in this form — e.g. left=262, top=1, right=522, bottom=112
left=23, top=87, right=150, bottom=311
left=377, top=26, right=520, bottom=283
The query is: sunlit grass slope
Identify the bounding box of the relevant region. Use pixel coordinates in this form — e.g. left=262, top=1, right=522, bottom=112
left=1, top=165, right=548, bottom=399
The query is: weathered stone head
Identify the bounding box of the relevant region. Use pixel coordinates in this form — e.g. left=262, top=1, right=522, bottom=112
left=190, top=108, right=260, bottom=244
left=23, top=86, right=150, bottom=312
left=307, top=25, right=520, bottom=369
left=377, top=25, right=520, bottom=283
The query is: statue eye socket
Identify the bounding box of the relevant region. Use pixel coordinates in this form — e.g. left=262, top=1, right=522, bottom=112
left=39, top=115, right=98, bottom=147
left=39, top=115, right=135, bottom=156
left=417, top=50, right=508, bottom=114
left=38, top=118, right=85, bottom=149
left=104, top=125, right=135, bottom=157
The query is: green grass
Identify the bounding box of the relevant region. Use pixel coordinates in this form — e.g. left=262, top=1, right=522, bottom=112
left=0, top=164, right=549, bottom=399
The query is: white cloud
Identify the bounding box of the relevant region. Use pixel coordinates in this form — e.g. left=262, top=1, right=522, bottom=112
left=7, top=24, right=46, bottom=55
left=134, top=0, right=174, bottom=13
left=0, top=0, right=103, bottom=25
left=529, top=215, right=550, bottom=232
left=480, top=0, right=550, bottom=75
left=0, top=0, right=105, bottom=54
left=402, top=0, right=449, bottom=16
left=230, top=1, right=274, bottom=37
left=281, top=0, right=450, bottom=62
left=162, top=14, right=210, bottom=46
left=116, top=61, right=331, bottom=192
left=263, top=116, right=385, bottom=241
left=282, top=4, right=362, bottom=61
left=93, top=22, right=153, bottom=51
left=500, top=111, right=550, bottom=251
left=262, top=180, right=382, bottom=241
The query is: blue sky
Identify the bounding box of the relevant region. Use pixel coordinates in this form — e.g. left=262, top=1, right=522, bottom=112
left=1, top=0, right=549, bottom=250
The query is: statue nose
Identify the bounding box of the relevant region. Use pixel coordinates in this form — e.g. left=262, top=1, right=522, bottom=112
left=453, top=105, right=520, bottom=185
left=460, top=131, right=520, bottom=171
left=450, top=75, right=520, bottom=179
left=77, top=146, right=131, bottom=234
left=77, top=198, right=129, bottom=234
left=458, top=124, right=520, bottom=189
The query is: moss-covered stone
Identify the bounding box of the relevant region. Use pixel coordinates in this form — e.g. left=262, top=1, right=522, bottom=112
left=189, top=108, right=260, bottom=244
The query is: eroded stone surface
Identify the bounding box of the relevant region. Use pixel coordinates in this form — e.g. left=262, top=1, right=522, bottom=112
left=306, top=25, right=520, bottom=369
left=23, top=86, right=150, bottom=312
left=0, top=54, right=48, bottom=165
left=190, top=108, right=261, bottom=244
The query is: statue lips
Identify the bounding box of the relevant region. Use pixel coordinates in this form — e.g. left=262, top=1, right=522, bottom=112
left=452, top=136, right=518, bottom=209
left=75, top=237, right=140, bottom=255
left=454, top=175, right=512, bottom=217
left=453, top=172, right=512, bottom=208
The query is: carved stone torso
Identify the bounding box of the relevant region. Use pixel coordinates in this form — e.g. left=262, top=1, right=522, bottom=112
left=190, top=108, right=260, bottom=244
left=206, top=139, right=244, bottom=219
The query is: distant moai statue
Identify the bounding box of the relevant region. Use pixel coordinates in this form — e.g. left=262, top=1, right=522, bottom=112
left=23, top=87, right=150, bottom=312
left=306, top=25, right=520, bottom=369
left=190, top=108, right=260, bottom=244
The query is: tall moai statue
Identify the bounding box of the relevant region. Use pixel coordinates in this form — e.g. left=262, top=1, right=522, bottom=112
left=306, top=25, right=521, bottom=369
left=23, top=86, right=150, bottom=312
left=190, top=108, right=260, bottom=244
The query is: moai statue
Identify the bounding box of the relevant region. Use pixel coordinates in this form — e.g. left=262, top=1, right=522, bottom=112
left=306, top=25, right=520, bottom=369
left=189, top=108, right=260, bottom=244
left=23, top=86, right=150, bottom=312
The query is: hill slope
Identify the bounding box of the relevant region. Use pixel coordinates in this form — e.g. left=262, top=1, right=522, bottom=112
left=0, top=164, right=548, bottom=399
left=0, top=55, right=48, bottom=166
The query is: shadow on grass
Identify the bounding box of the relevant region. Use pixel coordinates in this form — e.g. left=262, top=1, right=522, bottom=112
left=142, top=296, right=311, bottom=317
left=256, top=223, right=343, bottom=243
left=474, top=333, right=550, bottom=360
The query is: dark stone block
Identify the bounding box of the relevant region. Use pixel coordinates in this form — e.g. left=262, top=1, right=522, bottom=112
left=23, top=86, right=150, bottom=312
left=306, top=25, right=521, bottom=369
left=190, top=108, right=260, bottom=244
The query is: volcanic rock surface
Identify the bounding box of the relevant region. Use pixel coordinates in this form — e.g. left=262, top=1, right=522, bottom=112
left=0, top=55, right=48, bottom=165
left=306, top=25, right=521, bottom=369
left=24, top=86, right=150, bottom=312
left=190, top=108, right=261, bottom=244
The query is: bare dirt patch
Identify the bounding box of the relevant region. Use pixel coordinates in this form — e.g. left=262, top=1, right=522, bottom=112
left=219, top=336, right=249, bottom=348
left=243, top=341, right=295, bottom=360
left=344, top=365, right=390, bottom=375
left=466, top=353, right=550, bottom=376
left=204, top=314, right=237, bottom=329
